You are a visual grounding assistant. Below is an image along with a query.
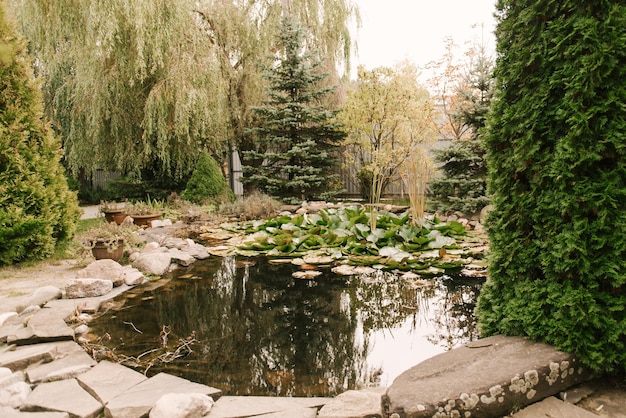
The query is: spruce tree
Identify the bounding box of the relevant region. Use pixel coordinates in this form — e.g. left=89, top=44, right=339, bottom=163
left=241, top=17, right=345, bottom=203
left=477, top=1, right=626, bottom=373
left=429, top=45, right=493, bottom=215
left=0, top=6, right=80, bottom=265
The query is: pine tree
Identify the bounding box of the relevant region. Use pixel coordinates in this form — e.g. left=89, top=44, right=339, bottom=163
left=0, top=6, right=80, bottom=265
left=429, top=44, right=493, bottom=215
left=477, top=1, right=626, bottom=373
left=241, top=17, right=346, bottom=203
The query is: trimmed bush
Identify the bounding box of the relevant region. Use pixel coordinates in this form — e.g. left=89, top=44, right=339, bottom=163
left=0, top=6, right=80, bottom=265
left=477, top=1, right=626, bottom=373
left=182, top=152, right=226, bottom=204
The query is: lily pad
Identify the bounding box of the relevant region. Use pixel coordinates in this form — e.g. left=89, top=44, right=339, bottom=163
left=292, top=270, right=322, bottom=280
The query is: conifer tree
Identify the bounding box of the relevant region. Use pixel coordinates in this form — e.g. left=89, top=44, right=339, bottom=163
left=241, top=17, right=346, bottom=203
left=477, top=1, right=626, bottom=373
left=429, top=44, right=493, bottom=215
left=0, top=6, right=80, bottom=265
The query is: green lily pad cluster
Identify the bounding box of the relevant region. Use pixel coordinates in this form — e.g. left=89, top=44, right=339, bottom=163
left=228, top=206, right=475, bottom=273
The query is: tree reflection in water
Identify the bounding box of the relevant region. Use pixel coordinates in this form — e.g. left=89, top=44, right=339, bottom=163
left=88, top=256, right=483, bottom=396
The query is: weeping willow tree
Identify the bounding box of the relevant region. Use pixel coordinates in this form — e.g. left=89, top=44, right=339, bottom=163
left=7, top=0, right=358, bottom=183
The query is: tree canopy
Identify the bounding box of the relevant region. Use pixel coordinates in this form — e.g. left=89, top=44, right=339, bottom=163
left=7, top=0, right=358, bottom=183
left=241, top=17, right=346, bottom=202
left=339, top=62, right=436, bottom=202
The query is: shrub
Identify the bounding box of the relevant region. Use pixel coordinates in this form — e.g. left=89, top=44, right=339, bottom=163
left=219, top=192, right=282, bottom=221
left=0, top=7, right=80, bottom=266
left=182, top=152, right=226, bottom=204
left=477, top=1, right=626, bottom=373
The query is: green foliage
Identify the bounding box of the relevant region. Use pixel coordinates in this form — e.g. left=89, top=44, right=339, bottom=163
left=228, top=206, right=469, bottom=273
left=0, top=6, right=80, bottom=266
left=182, top=153, right=226, bottom=204
left=340, top=63, right=436, bottom=204
left=9, top=0, right=357, bottom=185
left=241, top=17, right=346, bottom=203
left=429, top=139, right=489, bottom=215
left=477, top=1, right=626, bottom=373
left=429, top=44, right=493, bottom=215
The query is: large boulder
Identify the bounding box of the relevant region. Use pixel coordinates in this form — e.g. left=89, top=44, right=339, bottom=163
left=132, top=253, right=173, bottom=276
left=383, top=335, right=592, bottom=418
left=77, top=259, right=124, bottom=286
left=65, top=278, right=113, bottom=299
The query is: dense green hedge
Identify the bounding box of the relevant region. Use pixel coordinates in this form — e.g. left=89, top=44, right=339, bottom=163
left=477, top=1, right=626, bottom=373
left=0, top=6, right=80, bottom=265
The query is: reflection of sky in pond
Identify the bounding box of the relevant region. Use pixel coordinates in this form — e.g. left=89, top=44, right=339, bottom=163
left=87, top=257, right=482, bottom=396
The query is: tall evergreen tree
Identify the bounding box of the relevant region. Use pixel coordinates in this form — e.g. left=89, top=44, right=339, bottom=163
left=242, top=17, right=346, bottom=203
left=0, top=5, right=80, bottom=265
left=429, top=43, right=493, bottom=215
left=477, top=1, right=626, bottom=373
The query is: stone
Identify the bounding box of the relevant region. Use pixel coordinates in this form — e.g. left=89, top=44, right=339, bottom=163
left=74, top=324, right=89, bottom=335
left=65, top=279, right=113, bottom=299
left=104, top=372, right=221, bottom=418
left=0, top=381, right=32, bottom=409
left=208, top=396, right=328, bottom=418
left=77, top=260, right=125, bottom=287
left=121, top=267, right=146, bottom=286
left=0, top=313, right=18, bottom=327
left=131, top=253, right=173, bottom=276
left=318, top=387, right=386, bottom=418
left=252, top=407, right=319, bottom=418
left=167, top=248, right=196, bottom=267
left=21, top=379, right=102, bottom=418
left=178, top=240, right=210, bottom=260
left=512, top=396, right=597, bottom=418
left=148, top=392, right=214, bottom=418
left=149, top=219, right=172, bottom=228
left=2, top=411, right=70, bottom=417
left=383, top=335, right=592, bottom=418
left=76, top=360, right=147, bottom=405
left=47, top=285, right=130, bottom=314
left=8, top=308, right=75, bottom=346
left=0, top=342, right=59, bottom=371
left=26, top=349, right=96, bottom=384
left=0, top=367, right=19, bottom=386
left=15, top=286, right=63, bottom=314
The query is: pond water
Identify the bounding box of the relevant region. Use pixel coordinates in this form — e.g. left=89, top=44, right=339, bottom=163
left=87, top=257, right=483, bottom=397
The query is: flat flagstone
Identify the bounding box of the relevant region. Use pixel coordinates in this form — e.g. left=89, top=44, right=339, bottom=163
left=317, top=387, right=386, bottom=418
left=512, top=396, right=598, bottom=418
left=253, top=406, right=319, bottom=418
left=8, top=317, right=74, bottom=346
left=76, top=360, right=147, bottom=404
left=208, top=396, right=330, bottom=418
left=26, top=349, right=96, bottom=384
left=0, top=343, right=59, bottom=371
left=2, top=411, right=70, bottom=417
left=46, top=284, right=131, bottom=314
left=104, top=372, right=222, bottom=418
left=21, top=379, right=103, bottom=418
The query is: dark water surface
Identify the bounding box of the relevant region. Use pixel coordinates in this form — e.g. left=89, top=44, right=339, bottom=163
left=87, top=257, right=482, bottom=397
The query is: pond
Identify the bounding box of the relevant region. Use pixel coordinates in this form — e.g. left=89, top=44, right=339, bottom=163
left=86, top=256, right=483, bottom=397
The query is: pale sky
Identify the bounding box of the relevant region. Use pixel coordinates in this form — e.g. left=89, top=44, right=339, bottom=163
left=352, top=0, right=497, bottom=81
